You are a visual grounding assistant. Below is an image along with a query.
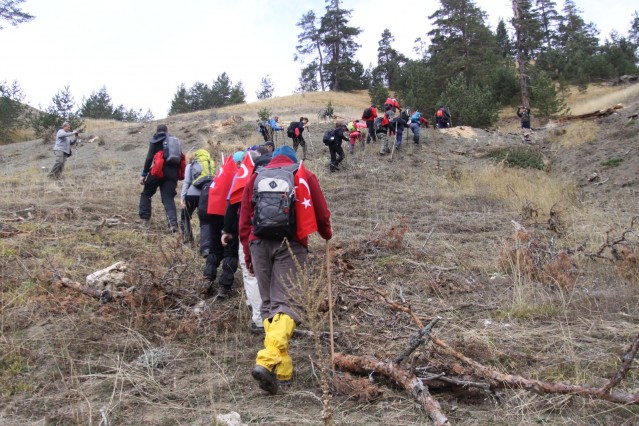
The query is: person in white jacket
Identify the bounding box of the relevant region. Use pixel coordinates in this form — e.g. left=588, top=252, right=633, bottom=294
left=48, top=122, right=78, bottom=179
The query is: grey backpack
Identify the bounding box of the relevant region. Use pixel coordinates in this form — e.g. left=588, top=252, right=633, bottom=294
left=163, top=135, right=182, bottom=166
left=252, top=164, right=299, bottom=240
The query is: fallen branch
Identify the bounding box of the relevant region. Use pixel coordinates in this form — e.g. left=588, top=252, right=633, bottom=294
left=601, top=332, right=639, bottom=394
left=394, top=317, right=440, bottom=365
left=57, top=277, right=134, bottom=304
left=334, top=353, right=449, bottom=426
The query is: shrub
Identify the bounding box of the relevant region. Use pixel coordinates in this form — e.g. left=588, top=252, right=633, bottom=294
left=488, top=146, right=545, bottom=170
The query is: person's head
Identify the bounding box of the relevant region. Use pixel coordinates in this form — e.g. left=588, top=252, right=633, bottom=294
left=248, top=150, right=260, bottom=161
left=371, top=104, right=376, bottom=108
left=272, top=145, right=298, bottom=163
left=62, top=122, right=71, bottom=130
left=263, top=141, right=275, bottom=153
left=256, top=146, right=270, bottom=155
left=185, top=150, right=195, bottom=163
left=273, top=116, right=279, bottom=122
left=233, top=150, right=245, bottom=165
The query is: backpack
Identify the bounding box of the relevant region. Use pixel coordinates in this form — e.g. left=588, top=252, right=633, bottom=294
left=410, top=112, right=421, bottom=123
left=258, top=121, right=270, bottom=136
left=436, top=109, right=444, bottom=118
left=520, top=110, right=530, bottom=122
left=362, top=107, right=373, bottom=119
left=252, top=164, right=299, bottom=240
left=191, top=149, right=214, bottom=189
left=163, top=135, right=182, bottom=166
left=322, top=129, right=335, bottom=146
left=400, top=110, right=410, bottom=122
left=374, top=116, right=382, bottom=130
left=346, top=121, right=355, bottom=132
left=287, top=122, right=298, bottom=138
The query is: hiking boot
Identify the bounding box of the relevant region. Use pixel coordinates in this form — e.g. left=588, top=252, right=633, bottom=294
left=200, top=248, right=210, bottom=258
left=395, top=145, right=401, bottom=151
left=385, top=147, right=391, bottom=153
left=205, top=282, right=216, bottom=297
left=252, top=365, right=278, bottom=395
left=248, top=320, right=265, bottom=334
left=217, top=286, right=232, bottom=299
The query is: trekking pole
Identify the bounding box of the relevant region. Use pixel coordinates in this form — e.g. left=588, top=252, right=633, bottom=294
left=326, top=240, right=335, bottom=370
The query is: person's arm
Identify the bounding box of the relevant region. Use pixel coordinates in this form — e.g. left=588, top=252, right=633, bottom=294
left=239, top=175, right=257, bottom=270
left=180, top=164, right=192, bottom=203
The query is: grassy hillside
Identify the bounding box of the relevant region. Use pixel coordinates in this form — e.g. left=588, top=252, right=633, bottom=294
left=0, top=85, right=638, bottom=425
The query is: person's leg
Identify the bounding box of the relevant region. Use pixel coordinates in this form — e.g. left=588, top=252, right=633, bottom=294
left=159, top=178, right=178, bottom=231
left=336, top=144, right=345, bottom=164
left=180, top=195, right=198, bottom=243
left=48, top=150, right=66, bottom=179
left=329, top=145, right=339, bottom=171
left=238, top=243, right=263, bottom=329
left=300, top=138, right=307, bottom=160
left=203, top=215, right=224, bottom=285
left=139, top=176, right=160, bottom=221
left=250, top=239, right=274, bottom=323
left=218, top=231, right=239, bottom=295
left=396, top=129, right=403, bottom=148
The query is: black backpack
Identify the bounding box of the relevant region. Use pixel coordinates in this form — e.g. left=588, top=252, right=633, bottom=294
left=287, top=122, right=298, bottom=138
left=322, top=130, right=335, bottom=146
left=363, top=107, right=373, bottom=119
left=252, top=164, right=299, bottom=240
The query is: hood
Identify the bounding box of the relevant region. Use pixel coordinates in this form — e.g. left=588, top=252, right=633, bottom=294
left=254, top=153, right=272, bottom=168
left=150, top=131, right=168, bottom=144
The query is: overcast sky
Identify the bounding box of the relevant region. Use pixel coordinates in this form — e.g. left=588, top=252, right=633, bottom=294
left=0, top=0, right=635, bottom=119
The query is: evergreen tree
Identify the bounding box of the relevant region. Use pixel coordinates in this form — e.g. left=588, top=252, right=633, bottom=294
left=511, top=0, right=543, bottom=61
left=440, top=73, right=499, bottom=128
left=295, top=11, right=325, bottom=91
left=320, top=0, right=362, bottom=91
left=395, top=60, right=437, bottom=115
left=495, top=19, right=513, bottom=59
left=530, top=69, right=568, bottom=118
left=0, top=0, right=33, bottom=29
left=79, top=86, right=114, bottom=119
left=188, top=81, right=212, bottom=110
left=169, top=84, right=191, bottom=116
left=31, top=85, right=84, bottom=141
left=376, top=29, right=407, bottom=89
left=630, top=11, right=639, bottom=46
left=256, top=75, right=274, bottom=100
left=428, top=0, right=501, bottom=88
left=229, top=81, right=246, bottom=105
left=534, top=0, right=561, bottom=52
left=0, top=79, right=27, bottom=143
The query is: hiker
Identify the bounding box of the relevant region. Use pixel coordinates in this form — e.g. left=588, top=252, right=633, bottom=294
left=221, top=150, right=271, bottom=333
left=262, top=141, right=275, bottom=154
left=377, top=115, right=392, bottom=155
left=347, top=120, right=366, bottom=154
left=362, top=104, right=378, bottom=143
left=138, top=124, right=183, bottom=232
left=436, top=106, right=451, bottom=128
left=391, top=115, right=408, bottom=151
left=180, top=149, right=214, bottom=251
left=383, top=97, right=401, bottom=120
left=259, top=116, right=283, bottom=142
left=197, top=150, right=244, bottom=297
left=238, top=145, right=332, bottom=395
left=409, top=110, right=428, bottom=144
left=287, top=117, right=309, bottom=160
left=325, top=122, right=348, bottom=172
left=48, top=122, right=78, bottom=179
left=517, top=106, right=531, bottom=129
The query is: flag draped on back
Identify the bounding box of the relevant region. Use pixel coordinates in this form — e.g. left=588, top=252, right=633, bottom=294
left=227, top=151, right=255, bottom=204
left=294, top=160, right=318, bottom=240
left=207, top=154, right=237, bottom=215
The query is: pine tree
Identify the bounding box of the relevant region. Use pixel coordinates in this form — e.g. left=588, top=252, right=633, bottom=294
left=534, top=0, right=561, bottom=52
left=31, top=85, right=84, bottom=141
left=295, top=11, right=325, bottom=91
left=428, top=0, right=501, bottom=88
left=79, top=86, right=114, bottom=119
left=495, top=19, right=513, bottom=59
left=0, top=0, right=33, bottom=29
left=256, top=75, right=274, bottom=100
left=169, top=84, right=191, bottom=116
left=0, top=80, right=27, bottom=143
left=320, top=0, right=362, bottom=91
left=376, top=29, right=407, bottom=89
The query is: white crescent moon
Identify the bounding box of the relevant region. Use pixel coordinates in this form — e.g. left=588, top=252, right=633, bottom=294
left=236, top=164, right=249, bottom=179
left=299, top=177, right=310, bottom=193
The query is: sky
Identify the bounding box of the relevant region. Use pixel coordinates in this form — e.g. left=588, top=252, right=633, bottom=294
left=0, top=0, right=635, bottom=119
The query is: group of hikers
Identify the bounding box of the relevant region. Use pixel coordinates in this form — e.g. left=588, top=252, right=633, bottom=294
left=136, top=124, right=331, bottom=395
left=43, top=98, right=534, bottom=396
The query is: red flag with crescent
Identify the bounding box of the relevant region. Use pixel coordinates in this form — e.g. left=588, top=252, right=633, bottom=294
left=228, top=151, right=255, bottom=204
left=207, top=154, right=237, bottom=215
left=294, top=160, right=318, bottom=240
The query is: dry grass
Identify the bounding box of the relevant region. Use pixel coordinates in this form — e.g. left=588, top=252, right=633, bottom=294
left=566, top=83, right=639, bottom=115
left=545, top=120, right=599, bottom=147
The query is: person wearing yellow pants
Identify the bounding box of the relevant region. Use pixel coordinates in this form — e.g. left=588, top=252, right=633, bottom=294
left=239, top=146, right=333, bottom=395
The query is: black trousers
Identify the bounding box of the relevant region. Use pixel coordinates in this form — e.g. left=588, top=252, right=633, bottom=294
left=365, top=120, right=377, bottom=142
left=139, top=175, right=178, bottom=229
left=201, top=214, right=239, bottom=288
left=329, top=143, right=345, bottom=167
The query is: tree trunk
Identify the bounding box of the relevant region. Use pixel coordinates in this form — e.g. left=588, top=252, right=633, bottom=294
left=512, top=0, right=530, bottom=108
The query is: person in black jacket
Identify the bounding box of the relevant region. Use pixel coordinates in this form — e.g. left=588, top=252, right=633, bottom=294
left=138, top=124, right=179, bottom=232
left=327, top=123, right=348, bottom=172
left=289, top=117, right=309, bottom=161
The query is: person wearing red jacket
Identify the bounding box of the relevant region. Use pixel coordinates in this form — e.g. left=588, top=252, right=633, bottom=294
left=239, top=145, right=332, bottom=395
left=361, top=104, right=378, bottom=143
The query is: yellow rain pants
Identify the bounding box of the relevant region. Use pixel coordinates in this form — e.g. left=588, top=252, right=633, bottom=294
left=256, top=313, right=296, bottom=381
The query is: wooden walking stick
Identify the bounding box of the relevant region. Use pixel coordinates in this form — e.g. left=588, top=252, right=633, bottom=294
left=326, top=240, right=335, bottom=370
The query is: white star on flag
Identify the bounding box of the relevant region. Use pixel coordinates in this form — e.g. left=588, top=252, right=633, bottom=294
left=301, top=198, right=312, bottom=209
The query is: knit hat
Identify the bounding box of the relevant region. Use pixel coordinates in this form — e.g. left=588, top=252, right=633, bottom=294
left=272, top=145, right=298, bottom=163
left=233, top=151, right=245, bottom=163
left=263, top=141, right=275, bottom=148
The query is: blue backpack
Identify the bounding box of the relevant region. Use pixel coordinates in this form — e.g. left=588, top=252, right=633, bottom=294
left=410, top=112, right=421, bottom=123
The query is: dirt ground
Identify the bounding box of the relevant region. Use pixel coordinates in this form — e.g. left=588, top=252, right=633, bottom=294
left=0, top=87, right=638, bottom=425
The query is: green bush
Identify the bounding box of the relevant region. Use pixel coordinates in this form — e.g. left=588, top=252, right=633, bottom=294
left=600, top=157, right=623, bottom=167
left=489, top=146, right=545, bottom=170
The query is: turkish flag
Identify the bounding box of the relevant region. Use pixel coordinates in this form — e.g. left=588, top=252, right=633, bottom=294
left=294, top=160, right=318, bottom=240
left=207, top=154, right=237, bottom=215
left=227, top=151, right=255, bottom=204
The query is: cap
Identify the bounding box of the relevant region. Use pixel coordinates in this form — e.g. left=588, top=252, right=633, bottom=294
left=232, top=151, right=245, bottom=163
left=272, top=145, right=298, bottom=163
